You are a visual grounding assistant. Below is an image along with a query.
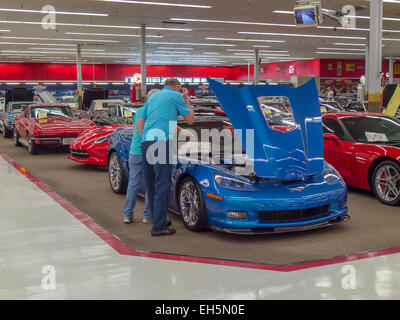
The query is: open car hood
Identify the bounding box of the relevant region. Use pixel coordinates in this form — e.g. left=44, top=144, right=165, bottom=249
left=207, top=78, right=324, bottom=181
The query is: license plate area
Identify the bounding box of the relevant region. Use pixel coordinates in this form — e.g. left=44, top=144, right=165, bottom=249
left=63, top=138, right=75, bottom=145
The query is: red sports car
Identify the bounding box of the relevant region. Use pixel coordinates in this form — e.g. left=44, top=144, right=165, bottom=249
left=69, top=125, right=130, bottom=166
left=13, top=103, right=96, bottom=155
left=322, top=112, right=400, bottom=205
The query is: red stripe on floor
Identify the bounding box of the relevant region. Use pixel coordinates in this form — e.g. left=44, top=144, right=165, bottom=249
left=2, top=151, right=400, bottom=272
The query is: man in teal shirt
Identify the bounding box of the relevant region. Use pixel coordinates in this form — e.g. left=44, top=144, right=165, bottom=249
left=138, top=78, right=194, bottom=236
left=122, top=107, right=152, bottom=223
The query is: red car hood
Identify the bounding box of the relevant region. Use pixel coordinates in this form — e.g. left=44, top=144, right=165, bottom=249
left=70, top=124, right=130, bottom=149
left=33, top=118, right=96, bottom=137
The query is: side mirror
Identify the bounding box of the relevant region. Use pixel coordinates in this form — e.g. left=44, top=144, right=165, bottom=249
left=323, top=133, right=341, bottom=145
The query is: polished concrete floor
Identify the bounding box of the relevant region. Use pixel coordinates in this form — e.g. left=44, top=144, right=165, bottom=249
left=1, top=155, right=400, bottom=299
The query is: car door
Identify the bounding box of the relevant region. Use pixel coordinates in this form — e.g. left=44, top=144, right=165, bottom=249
left=16, top=106, right=29, bottom=139
left=322, top=117, right=353, bottom=184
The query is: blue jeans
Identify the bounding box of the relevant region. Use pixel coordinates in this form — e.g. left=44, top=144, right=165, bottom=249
left=141, top=140, right=173, bottom=232
left=123, top=154, right=151, bottom=220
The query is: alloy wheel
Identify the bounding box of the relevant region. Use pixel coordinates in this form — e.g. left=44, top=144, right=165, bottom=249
left=374, top=164, right=400, bottom=202
left=180, top=180, right=200, bottom=227
left=109, top=154, right=122, bottom=191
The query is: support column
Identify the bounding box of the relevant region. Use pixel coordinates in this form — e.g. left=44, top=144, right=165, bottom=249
left=76, top=44, right=82, bottom=92
left=254, top=48, right=259, bottom=85
left=389, top=56, right=394, bottom=84
left=365, top=44, right=369, bottom=98
left=140, top=24, right=147, bottom=101
left=368, top=0, right=383, bottom=112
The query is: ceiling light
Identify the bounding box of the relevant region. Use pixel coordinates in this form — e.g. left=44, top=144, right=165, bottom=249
left=147, top=41, right=236, bottom=47
left=29, top=48, right=105, bottom=51
left=206, top=37, right=285, bottom=43
left=0, top=8, right=108, bottom=16
left=227, top=49, right=254, bottom=52
left=0, top=36, right=119, bottom=42
left=95, top=0, right=212, bottom=8
left=334, top=43, right=367, bottom=46
left=238, top=31, right=366, bottom=40
left=317, top=47, right=366, bottom=51
left=316, top=51, right=366, bottom=56
left=0, top=20, right=191, bottom=31
left=154, top=51, right=189, bottom=54
left=65, top=32, right=162, bottom=38
left=157, top=46, right=194, bottom=50
left=0, top=42, right=77, bottom=46
left=169, top=17, right=294, bottom=27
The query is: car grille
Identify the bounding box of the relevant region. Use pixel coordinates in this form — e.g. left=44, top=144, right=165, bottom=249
left=259, top=205, right=330, bottom=223
left=70, top=149, right=90, bottom=159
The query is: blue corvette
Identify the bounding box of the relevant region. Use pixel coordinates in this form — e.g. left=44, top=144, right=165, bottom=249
left=107, top=79, right=349, bottom=234
left=0, top=101, right=33, bottom=138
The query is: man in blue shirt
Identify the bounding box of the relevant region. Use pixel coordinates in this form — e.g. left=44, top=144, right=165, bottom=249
left=122, top=107, right=151, bottom=224
left=138, top=78, right=194, bottom=236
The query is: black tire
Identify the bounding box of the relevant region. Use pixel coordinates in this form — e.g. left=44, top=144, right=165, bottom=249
left=178, top=176, right=208, bottom=232
left=371, top=160, right=400, bottom=205
left=108, top=151, right=128, bottom=194
left=2, top=125, right=11, bottom=138
left=13, top=126, right=22, bottom=146
left=28, top=134, right=39, bottom=155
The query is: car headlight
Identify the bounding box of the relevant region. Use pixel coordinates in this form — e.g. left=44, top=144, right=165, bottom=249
left=214, top=173, right=257, bottom=192
left=322, top=162, right=341, bottom=185
left=91, top=134, right=112, bottom=145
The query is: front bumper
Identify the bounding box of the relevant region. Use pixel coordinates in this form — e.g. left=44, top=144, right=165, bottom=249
left=68, top=146, right=108, bottom=166
left=31, top=137, right=76, bottom=146
left=212, top=212, right=349, bottom=235
left=202, top=173, right=349, bottom=235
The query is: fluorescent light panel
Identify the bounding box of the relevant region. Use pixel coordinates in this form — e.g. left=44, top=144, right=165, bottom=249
left=0, top=20, right=191, bottom=31
left=238, top=31, right=366, bottom=40
left=316, top=51, right=365, bottom=56
left=147, top=41, right=236, bottom=47
left=0, top=36, right=119, bottom=42
left=170, top=17, right=293, bottom=27
left=206, top=37, right=285, bottom=43
left=0, top=8, right=108, bottom=16
left=95, top=0, right=212, bottom=8
left=65, top=32, right=162, bottom=38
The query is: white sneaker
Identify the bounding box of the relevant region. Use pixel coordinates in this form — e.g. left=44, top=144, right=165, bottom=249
left=124, top=217, right=134, bottom=224
left=142, top=217, right=152, bottom=224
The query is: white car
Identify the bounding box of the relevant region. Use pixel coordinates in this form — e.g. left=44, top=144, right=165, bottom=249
left=59, top=95, right=78, bottom=110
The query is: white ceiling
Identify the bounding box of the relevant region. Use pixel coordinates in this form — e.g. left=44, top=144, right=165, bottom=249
left=0, top=0, right=399, bottom=65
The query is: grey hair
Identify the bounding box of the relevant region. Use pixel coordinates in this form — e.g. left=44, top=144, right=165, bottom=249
left=147, top=88, right=160, bottom=99
left=164, top=78, right=181, bottom=87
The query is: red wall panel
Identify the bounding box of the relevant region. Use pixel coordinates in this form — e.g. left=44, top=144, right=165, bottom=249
left=0, top=63, right=235, bottom=81
left=232, top=59, right=320, bottom=80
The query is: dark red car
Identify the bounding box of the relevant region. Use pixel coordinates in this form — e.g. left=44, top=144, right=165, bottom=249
left=13, top=103, right=96, bottom=155
left=322, top=112, right=400, bottom=205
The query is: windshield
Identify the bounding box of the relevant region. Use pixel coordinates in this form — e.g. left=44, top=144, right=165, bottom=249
left=10, top=103, right=30, bottom=112
left=341, top=116, right=400, bottom=143
left=31, top=106, right=73, bottom=119
left=320, top=103, right=342, bottom=113
left=62, top=97, right=75, bottom=103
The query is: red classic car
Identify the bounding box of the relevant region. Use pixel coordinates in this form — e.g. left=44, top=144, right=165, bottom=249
left=322, top=112, right=400, bottom=205
left=69, top=125, right=130, bottom=166
left=13, top=103, right=96, bottom=154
